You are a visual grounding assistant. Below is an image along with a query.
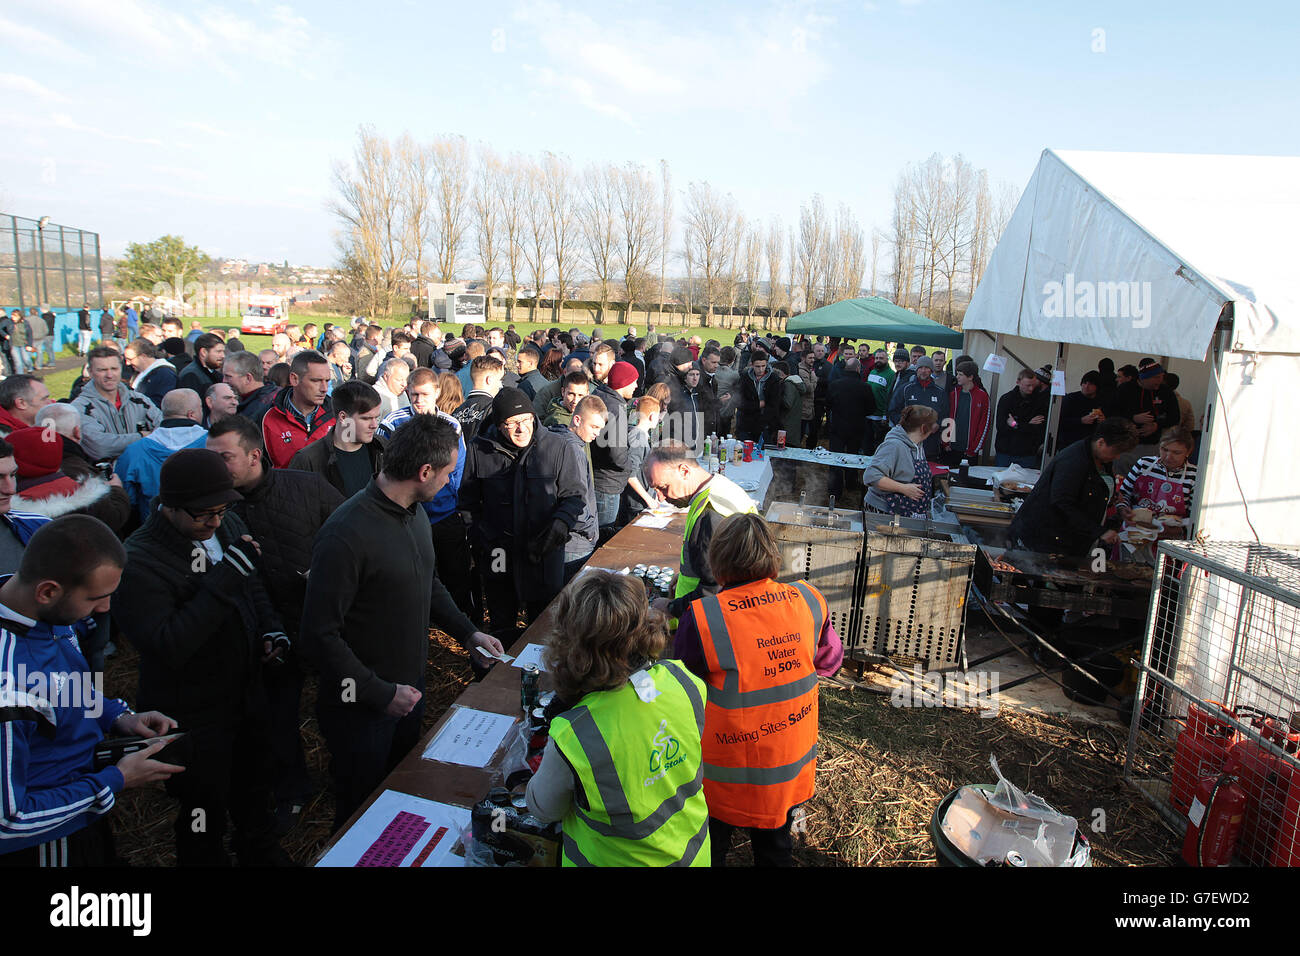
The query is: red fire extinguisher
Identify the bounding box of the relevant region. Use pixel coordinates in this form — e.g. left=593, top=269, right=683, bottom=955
left=1182, top=771, right=1247, bottom=867
left=1171, top=701, right=1236, bottom=816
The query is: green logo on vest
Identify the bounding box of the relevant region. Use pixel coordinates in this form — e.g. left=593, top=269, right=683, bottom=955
left=645, top=719, right=683, bottom=786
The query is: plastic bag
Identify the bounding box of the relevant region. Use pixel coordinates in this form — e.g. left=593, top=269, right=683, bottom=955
left=941, top=757, right=1086, bottom=867
left=985, top=756, right=1081, bottom=866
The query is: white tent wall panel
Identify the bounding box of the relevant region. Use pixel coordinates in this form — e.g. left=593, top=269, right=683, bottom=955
left=1197, top=350, right=1300, bottom=548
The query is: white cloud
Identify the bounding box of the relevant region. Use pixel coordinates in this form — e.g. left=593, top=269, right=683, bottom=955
left=180, top=121, right=231, bottom=138
left=511, top=0, right=833, bottom=132
left=521, top=64, right=636, bottom=127
left=0, top=16, right=80, bottom=58
left=7, top=0, right=324, bottom=77
left=0, top=74, right=72, bottom=103
left=49, top=113, right=159, bottom=145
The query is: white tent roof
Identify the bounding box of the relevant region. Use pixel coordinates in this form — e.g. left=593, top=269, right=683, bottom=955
left=964, top=149, right=1300, bottom=361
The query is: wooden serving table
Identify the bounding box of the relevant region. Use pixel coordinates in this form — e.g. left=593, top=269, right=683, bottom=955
left=314, top=515, right=686, bottom=865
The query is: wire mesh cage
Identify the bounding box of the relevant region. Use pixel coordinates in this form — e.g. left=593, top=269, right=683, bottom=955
left=1124, top=540, right=1300, bottom=865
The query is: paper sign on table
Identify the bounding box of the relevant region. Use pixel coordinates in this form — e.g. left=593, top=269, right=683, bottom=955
left=511, top=642, right=548, bottom=672
left=982, top=353, right=1007, bottom=375
left=316, top=790, right=471, bottom=868
left=1051, top=370, right=1067, bottom=396
left=635, top=513, right=673, bottom=529
left=421, top=706, right=516, bottom=767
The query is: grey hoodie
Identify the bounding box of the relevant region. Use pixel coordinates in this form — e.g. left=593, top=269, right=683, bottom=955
left=862, top=424, right=928, bottom=513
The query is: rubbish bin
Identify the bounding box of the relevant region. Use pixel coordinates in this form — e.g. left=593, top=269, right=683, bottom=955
left=930, top=784, right=1091, bottom=866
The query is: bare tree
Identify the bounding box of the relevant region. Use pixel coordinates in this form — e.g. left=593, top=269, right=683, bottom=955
left=681, top=181, right=740, bottom=327
left=521, top=159, right=550, bottom=322
left=870, top=228, right=883, bottom=296
left=832, top=203, right=866, bottom=302
left=473, top=146, right=503, bottom=321
left=330, top=125, right=409, bottom=319
left=888, top=169, right=919, bottom=310
left=541, top=152, right=578, bottom=323
left=797, top=194, right=827, bottom=311
left=398, top=134, right=435, bottom=317
left=422, top=136, right=469, bottom=284
left=498, top=154, right=528, bottom=322
left=615, top=162, right=661, bottom=324
left=765, top=220, right=785, bottom=325
left=579, top=163, right=618, bottom=324
left=993, top=181, right=1020, bottom=241
left=658, top=159, right=672, bottom=326
left=786, top=225, right=798, bottom=317
left=739, top=226, right=764, bottom=326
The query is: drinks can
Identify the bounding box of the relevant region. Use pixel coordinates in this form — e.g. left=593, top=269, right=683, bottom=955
left=708, top=455, right=719, bottom=473
left=777, top=429, right=787, bottom=449
left=743, top=440, right=754, bottom=462
left=520, top=664, right=540, bottom=714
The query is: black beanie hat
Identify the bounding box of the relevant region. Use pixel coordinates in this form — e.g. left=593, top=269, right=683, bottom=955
left=159, top=448, right=243, bottom=510
left=492, top=387, right=533, bottom=426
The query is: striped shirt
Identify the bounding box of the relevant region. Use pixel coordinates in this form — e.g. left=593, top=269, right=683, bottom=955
left=1119, top=455, right=1198, bottom=510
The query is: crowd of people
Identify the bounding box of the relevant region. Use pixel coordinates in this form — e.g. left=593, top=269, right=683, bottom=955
left=0, top=310, right=1194, bottom=867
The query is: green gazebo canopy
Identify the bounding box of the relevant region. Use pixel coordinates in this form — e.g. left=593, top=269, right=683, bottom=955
left=786, top=296, right=964, bottom=348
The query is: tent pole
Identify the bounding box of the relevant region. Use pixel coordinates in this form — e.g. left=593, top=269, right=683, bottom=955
left=1042, top=341, right=1067, bottom=469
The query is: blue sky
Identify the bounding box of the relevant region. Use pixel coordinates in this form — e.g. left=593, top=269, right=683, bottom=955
left=2, top=0, right=1297, bottom=266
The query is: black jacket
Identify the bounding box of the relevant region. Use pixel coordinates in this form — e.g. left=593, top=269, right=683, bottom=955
left=1057, top=390, right=1100, bottom=451
left=826, top=376, right=875, bottom=445
left=287, top=428, right=385, bottom=499
left=177, top=358, right=220, bottom=398
left=230, top=464, right=344, bottom=637
left=662, top=370, right=717, bottom=450
left=299, top=480, right=476, bottom=713
left=236, top=382, right=278, bottom=428
left=589, top=383, right=631, bottom=494
left=114, top=508, right=281, bottom=725
left=994, top=386, right=1050, bottom=457
left=1111, top=380, right=1179, bottom=442
left=453, top=391, right=495, bottom=444
left=410, top=335, right=438, bottom=368
left=737, top=368, right=782, bottom=440
left=1009, top=437, right=1113, bottom=557
left=459, top=419, right=595, bottom=600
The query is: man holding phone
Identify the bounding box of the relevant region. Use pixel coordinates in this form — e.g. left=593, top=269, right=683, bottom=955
left=0, top=514, right=182, bottom=866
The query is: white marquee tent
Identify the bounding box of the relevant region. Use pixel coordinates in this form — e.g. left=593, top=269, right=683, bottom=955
left=963, top=149, right=1300, bottom=546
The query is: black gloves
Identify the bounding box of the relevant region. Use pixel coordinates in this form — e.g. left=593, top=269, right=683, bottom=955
left=222, top=542, right=259, bottom=577
left=528, top=518, right=570, bottom=564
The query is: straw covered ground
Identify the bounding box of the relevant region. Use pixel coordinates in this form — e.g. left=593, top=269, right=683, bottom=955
left=102, top=631, right=1181, bottom=867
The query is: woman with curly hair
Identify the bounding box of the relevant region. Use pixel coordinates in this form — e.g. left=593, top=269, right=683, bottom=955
left=525, top=570, right=711, bottom=867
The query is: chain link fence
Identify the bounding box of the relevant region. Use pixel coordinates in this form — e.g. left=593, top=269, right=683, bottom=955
left=1124, top=540, right=1300, bottom=865
left=0, top=213, right=103, bottom=312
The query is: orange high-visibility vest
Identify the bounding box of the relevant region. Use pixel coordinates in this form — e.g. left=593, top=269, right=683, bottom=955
left=691, top=578, right=826, bottom=829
